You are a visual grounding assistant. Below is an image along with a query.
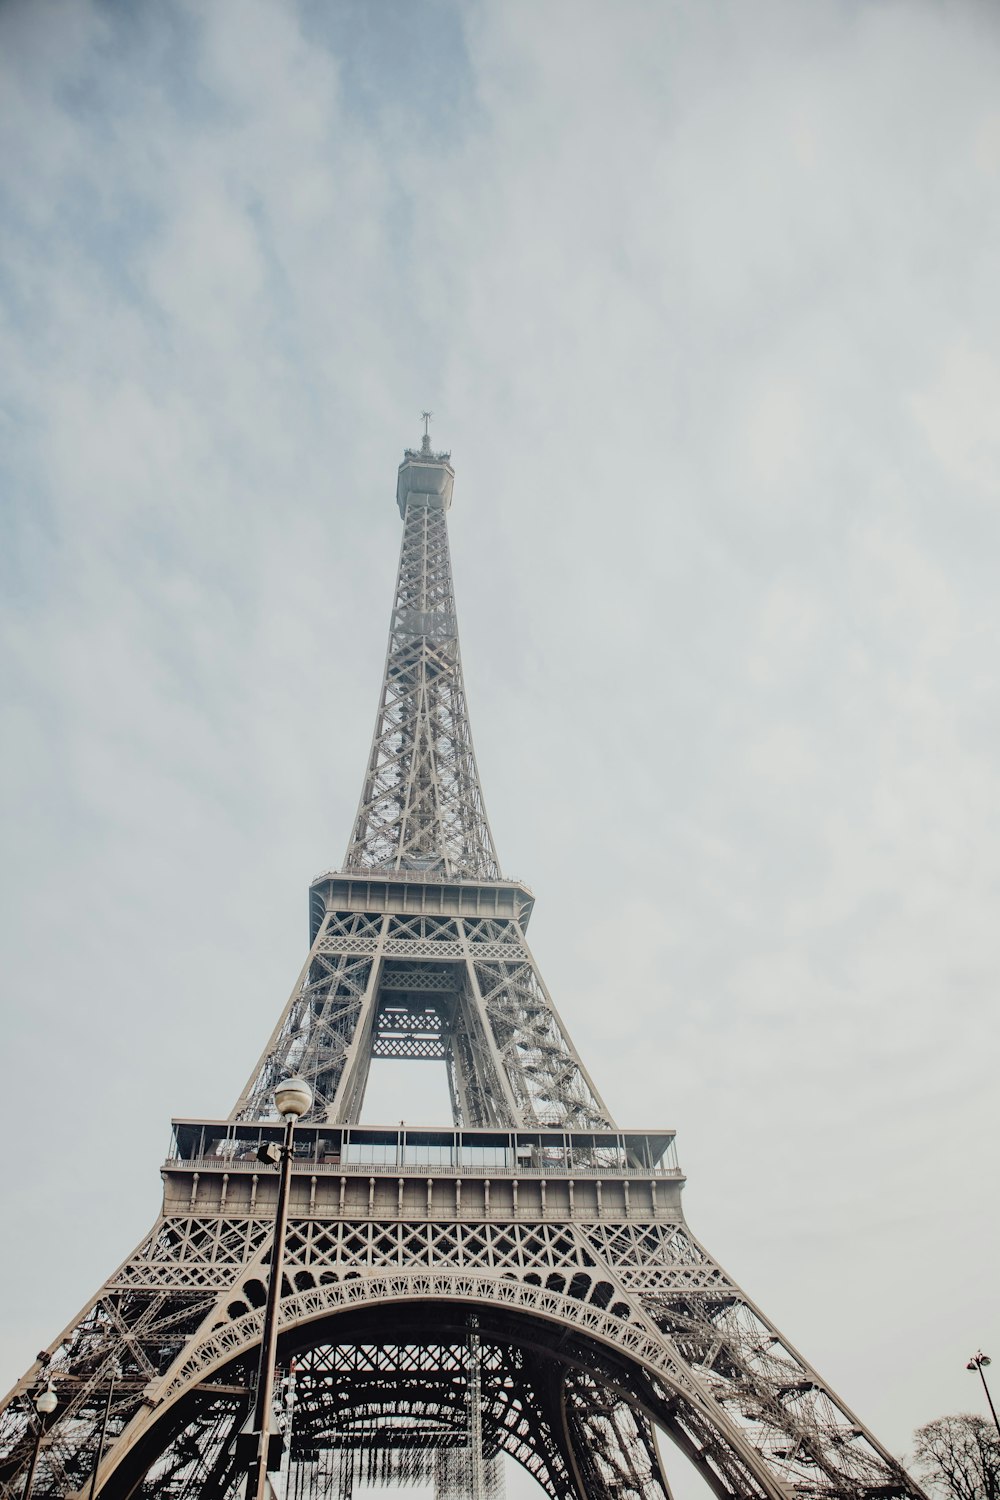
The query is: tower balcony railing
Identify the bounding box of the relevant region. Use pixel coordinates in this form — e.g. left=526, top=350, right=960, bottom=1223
left=312, top=865, right=532, bottom=891
left=164, top=1121, right=681, bottom=1179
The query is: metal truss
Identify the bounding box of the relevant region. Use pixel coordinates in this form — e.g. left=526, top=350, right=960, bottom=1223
left=344, top=446, right=500, bottom=879
left=563, top=1370, right=668, bottom=1500
left=232, top=911, right=612, bottom=1132
left=0, top=1198, right=922, bottom=1500
left=0, top=437, right=928, bottom=1500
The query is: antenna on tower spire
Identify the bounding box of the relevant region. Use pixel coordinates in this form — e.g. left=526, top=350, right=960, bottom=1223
left=420, top=410, right=433, bottom=454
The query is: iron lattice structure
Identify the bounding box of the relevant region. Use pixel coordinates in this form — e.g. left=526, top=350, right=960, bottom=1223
left=0, top=435, right=925, bottom=1500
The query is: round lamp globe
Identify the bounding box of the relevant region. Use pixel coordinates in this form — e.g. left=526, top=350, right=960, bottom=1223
left=274, top=1078, right=313, bottom=1120
left=36, top=1387, right=57, bottom=1416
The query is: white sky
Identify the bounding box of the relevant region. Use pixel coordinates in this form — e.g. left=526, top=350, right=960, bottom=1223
left=2, top=2, right=999, bottom=1494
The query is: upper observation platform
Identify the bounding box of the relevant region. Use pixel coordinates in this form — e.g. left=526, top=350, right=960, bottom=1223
left=309, top=866, right=535, bottom=943
left=396, top=430, right=455, bottom=518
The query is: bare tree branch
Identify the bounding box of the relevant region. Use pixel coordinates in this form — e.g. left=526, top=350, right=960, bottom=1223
left=914, top=1415, right=1000, bottom=1500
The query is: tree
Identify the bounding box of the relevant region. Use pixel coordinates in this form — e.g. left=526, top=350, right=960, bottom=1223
left=914, top=1414, right=1000, bottom=1500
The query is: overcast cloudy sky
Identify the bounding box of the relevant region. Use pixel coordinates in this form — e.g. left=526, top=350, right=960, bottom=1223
left=2, top=1, right=999, bottom=1494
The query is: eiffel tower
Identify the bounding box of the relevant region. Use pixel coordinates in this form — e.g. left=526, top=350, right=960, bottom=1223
left=0, top=431, right=924, bottom=1500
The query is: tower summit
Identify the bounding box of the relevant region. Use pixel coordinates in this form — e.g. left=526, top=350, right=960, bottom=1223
left=0, top=434, right=925, bottom=1500
left=397, top=412, right=454, bottom=513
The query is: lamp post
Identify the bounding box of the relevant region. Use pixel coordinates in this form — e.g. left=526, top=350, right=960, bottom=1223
left=21, top=1383, right=57, bottom=1500
left=966, top=1351, right=1000, bottom=1439
left=246, top=1076, right=313, bottom=1500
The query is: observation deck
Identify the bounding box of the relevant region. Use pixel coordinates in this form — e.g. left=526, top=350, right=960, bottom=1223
left=309, top=867, right=535, bottom=942
left=396, top=444, right=454, bottom=517
left=162, top=1120, right=685, bottom=1224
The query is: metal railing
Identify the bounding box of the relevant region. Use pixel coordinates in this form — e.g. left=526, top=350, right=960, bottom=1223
left=311, top=866, right=531, bottom=892
left=164, top=1155, right=683, bottom=1180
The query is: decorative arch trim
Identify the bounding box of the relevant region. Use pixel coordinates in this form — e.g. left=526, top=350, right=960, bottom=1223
left=97, top=1271, right=786, bottom=1500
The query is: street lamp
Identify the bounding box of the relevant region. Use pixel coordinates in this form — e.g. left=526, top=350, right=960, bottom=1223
left=246, top=1076, right=313, bottom=1500
left=21, top=1383, right=57, bottom=1500
left=966, top=1351, right=1000, bottom=1438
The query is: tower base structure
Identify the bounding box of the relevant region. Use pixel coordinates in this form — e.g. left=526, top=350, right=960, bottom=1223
left=1, top=1112, right=917, bottom=1500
